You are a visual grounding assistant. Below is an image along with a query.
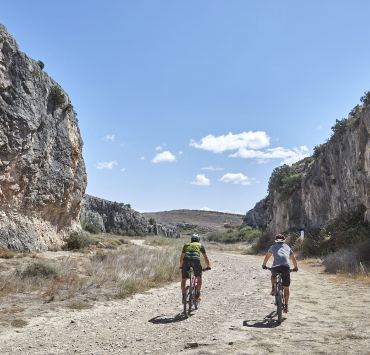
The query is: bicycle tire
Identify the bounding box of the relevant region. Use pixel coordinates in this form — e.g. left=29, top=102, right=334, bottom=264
left=183, top=286, right=188, bottom=316
left=276, top=277, right=283, bottom=323
left=188, top=269, right=193, bottom=314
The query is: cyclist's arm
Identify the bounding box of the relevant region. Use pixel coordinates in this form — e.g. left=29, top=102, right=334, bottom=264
left=290, top=253, right=298, bottom=270
left=180, top=245, right=186, bottom=267
left=262, top=251, right=272, bottom=267
left=180, top=253, right=185, bottom=267
left=202, top=252, right=210, bottom=268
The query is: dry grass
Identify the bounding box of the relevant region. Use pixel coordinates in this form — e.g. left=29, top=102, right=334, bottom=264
left=0, top=242, right=180, bottom=327
left=0, top=249, right=16, bottom=259
left=86, top=245, right=179, bottom=298
left=144, top=236, right=182, bottom=247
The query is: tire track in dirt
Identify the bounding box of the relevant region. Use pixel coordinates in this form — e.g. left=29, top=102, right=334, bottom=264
left=0, top=252, right=369, bottom=354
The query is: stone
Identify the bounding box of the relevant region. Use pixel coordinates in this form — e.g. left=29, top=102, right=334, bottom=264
left=0, top=24, right=87, bottom=251
left=244, top=101, right=370, bottom=234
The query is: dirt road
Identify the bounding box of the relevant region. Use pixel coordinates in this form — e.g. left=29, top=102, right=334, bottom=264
left=0, top=252, right=369, bottom=354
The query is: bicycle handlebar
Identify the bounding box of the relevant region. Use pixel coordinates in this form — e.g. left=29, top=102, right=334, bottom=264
left=179, top=266, right=212, bottom=271
left=264, top=266, right=297, bottom=272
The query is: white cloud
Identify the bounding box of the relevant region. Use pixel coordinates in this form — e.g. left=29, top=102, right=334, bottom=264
left=220, top=173, right=251, bottom=186
left=192, top=174, right=211, bottom=186
left=140, top=156, right=145, bottom=160
left=230, top=146, right=309, bottom=165
left=96, top=161, right=118, bottom=170
left=178, top=151, right=184, bottom=155
left=103, top=134, right=115, bottom=142
left=155, top=146, right=163, bottom=151
left=201, top=165, right=225, bottom=171
left=152, top=150, right=177, bottom=164
left=190, top=131, right=270, bottom=153
left=121, top=168, right=126, bottom=173
left=201, top=206, right=213, bottom=211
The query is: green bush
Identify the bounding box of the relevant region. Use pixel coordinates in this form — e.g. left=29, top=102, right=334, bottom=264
left=83, top=223, right=101, bottom=234
left=250, top=233, right=274, bottom=253
left=64, top=232, right=95, bottom=250
left=49, top=86, right=65, bottom=107
left=268, top=165, right=303, bottom=197
left=206, top=226, right=263, bottom=244
left=301, top=205, right=370, bottom=256
left=313, top=144, right=325, bottom=158
left=360, top=91, right=370, bottom=107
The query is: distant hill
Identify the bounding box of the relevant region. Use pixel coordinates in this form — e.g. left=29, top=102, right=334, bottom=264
left=143, top=209, right=244, bottom=234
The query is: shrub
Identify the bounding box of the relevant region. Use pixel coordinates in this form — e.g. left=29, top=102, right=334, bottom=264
left=360, top=91, right=370, bottom=107
left=268, top=165, right=303, bottom=197
left=64, top=232, right=95, bottom=250
left=206, top=226, right=263, bottom=244
left=301, top=205, right=370, bottom=257
left=250, top=233, right=274, bottom=253
left=37, top=60, right=44, bottom=70
left=331, top=118, right=348, bottom=135
left=49, top=86, right=65, bottom=107
left=148, top=218, right=156, bottom=226
left=313, top=144, right=325, bottom=158
left=323, top=249, right=360, bottom=274
left=20, top=261, right=58, bottom=279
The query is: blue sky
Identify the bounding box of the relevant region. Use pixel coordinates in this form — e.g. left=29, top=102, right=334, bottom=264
left=2, top=1, right=370, bottom=213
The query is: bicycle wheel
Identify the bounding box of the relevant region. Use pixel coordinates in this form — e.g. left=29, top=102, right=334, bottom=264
left=192, top=277, right=198, bottom=310
left=276, top=277, right=283, bottom=323
left=188, top=270, right=193, bottom=314
left=183, top=286, right=189, bottom=316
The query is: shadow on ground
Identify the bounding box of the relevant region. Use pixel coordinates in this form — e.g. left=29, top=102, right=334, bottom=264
left=243, top=311, right=282, bottom=328
left=148, top=313, right=187, bottom=324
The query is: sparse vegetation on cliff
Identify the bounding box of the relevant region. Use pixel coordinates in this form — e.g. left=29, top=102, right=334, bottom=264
left=268, top=164, right=303, bottom=198
left=49, top=85, right=65, bottom=107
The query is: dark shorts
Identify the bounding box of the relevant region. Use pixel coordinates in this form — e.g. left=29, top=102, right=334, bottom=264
left=271, top=265, right=291, bottom=287
left=182, top=258, right=202, bottom=279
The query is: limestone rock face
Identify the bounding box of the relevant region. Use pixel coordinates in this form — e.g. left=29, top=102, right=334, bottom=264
left=81, top=195, right=148, bottom=235
left=244, top=101, right=370, bottom=235
left=0, top=25, right=87, bottom=250
left=81, top=195, right=179, bottom=237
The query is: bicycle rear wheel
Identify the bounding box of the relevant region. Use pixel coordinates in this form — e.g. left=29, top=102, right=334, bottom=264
left=187, top=270, right=193, bottom=315
left=192, top=277, right=198, bottom=310
left=183, top=286, right=189, bottom=316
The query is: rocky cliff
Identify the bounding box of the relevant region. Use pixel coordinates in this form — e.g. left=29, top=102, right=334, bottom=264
left=244, top=94, right=370, bottom=235
left=0, top=25, right=86, bottom=250
left=81, top=195, right=178, bottom=237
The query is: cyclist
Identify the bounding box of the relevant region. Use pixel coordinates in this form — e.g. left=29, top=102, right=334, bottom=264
left=262, top=234, right=298, bottom=313
left=180, top=233, right=210, bottom=303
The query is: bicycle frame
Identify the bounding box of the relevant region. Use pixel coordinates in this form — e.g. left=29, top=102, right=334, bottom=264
left=181, top=265, right=210, bottom=317
left=266, top=267, right=295, bottom=323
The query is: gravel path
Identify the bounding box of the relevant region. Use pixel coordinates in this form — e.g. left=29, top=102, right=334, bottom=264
left=1, top=252, right=369, bottom=354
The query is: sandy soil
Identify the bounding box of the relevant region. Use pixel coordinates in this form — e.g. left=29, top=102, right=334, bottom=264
left=0, top=252, right=369, bottom=355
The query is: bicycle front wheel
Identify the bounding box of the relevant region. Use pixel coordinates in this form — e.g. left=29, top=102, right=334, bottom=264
left=276, top=281, right=283, bottom=323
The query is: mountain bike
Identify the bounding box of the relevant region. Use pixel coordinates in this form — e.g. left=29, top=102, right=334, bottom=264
left=266, top=267, right=296, bottom=323
left=181, top=266, right=211, bottom=316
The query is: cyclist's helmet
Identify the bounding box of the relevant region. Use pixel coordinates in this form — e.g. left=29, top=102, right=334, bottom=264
left=191, top=233, right=200, bottom=242
left=275, top=234, right=286, bottom=243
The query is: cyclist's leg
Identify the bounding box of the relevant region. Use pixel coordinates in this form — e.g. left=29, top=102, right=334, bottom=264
left=192, top=260, right=203, bottom=298
left=283, top=286, right=290, bottom=304
left=181, top=260, right=190, bottom=300
left=281, top=267, right=291, bottom=311
left=270, top=268, right=278, bottom=295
